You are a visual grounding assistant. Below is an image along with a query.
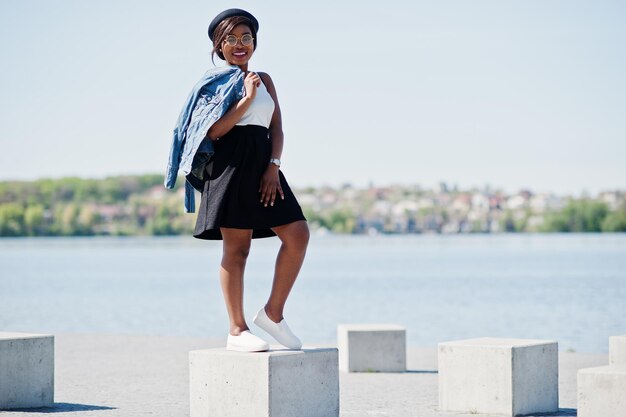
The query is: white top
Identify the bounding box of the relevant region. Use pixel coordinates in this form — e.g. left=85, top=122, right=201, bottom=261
left=235, top=77, right=275, bottom=128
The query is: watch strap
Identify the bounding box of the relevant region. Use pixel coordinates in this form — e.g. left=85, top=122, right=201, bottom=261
left=269, top=158, right=281, bottom=167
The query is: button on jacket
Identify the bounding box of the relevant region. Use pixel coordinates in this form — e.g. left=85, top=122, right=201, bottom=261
left=164, top=64, right=245, bottom=213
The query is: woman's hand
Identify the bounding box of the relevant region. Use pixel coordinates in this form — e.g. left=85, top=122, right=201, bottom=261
left=244, top=71, right=261, bottom=101
left=259, top=164, right=284, bottom=207
left=205, top=72, right=259, bottom=141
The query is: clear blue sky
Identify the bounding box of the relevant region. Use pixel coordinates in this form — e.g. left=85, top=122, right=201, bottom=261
left=1, top=0, right=624, bottom=196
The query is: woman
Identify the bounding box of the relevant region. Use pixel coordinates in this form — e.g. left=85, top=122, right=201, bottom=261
left=194, top=8, right=309, bottom=352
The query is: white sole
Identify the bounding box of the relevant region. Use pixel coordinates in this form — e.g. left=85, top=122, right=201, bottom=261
left=226, top=344, right=269, bottom=352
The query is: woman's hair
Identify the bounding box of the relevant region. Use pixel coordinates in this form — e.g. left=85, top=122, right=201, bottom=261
left=211, top=16, right=258, bottom=65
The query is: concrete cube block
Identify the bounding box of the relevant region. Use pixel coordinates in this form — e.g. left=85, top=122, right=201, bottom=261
left=578, top=364, right=626, bottom=417
left=0, top=332, right=54, bottom=410
left=189, top=346, right=339, bottom=417
left=337, top=324, right=406, bottom=372
left=438, top=337, right=558, bottom=416
left=609, top=335, right=626, bottom=365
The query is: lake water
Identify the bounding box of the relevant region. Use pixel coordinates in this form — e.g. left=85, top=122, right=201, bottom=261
left=1, top=233, right=625, bottom=353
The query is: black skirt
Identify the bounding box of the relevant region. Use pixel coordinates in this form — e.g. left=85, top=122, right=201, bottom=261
left=191, top=124, right=306, bottom=240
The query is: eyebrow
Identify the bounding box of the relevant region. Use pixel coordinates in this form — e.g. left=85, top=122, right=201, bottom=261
left=227, top=32, right=252, bottom=35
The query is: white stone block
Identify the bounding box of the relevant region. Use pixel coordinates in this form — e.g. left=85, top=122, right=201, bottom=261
left=578, top=364, right=626, bottom=417
left=189, top=346, right=339, bottom=417
left=0, top=332, right=54, bottom=410
left=438, top=337, right=558, bottom=416
left=337, top=324, right=406, bottom=372
left=609, top=335, right=626, bottom=365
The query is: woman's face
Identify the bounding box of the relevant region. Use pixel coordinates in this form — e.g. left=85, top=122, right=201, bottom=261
left=221, top=23, right=255, bottom=67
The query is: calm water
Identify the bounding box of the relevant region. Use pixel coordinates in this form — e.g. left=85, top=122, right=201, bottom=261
left=1, top=234, right=625, bottom=353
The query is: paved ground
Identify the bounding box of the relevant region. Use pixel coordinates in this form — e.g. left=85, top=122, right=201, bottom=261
left=1, top=333, right=608, bottom=416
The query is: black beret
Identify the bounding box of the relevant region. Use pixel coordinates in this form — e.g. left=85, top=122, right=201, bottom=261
left=208, top=8, right=259, bottom=41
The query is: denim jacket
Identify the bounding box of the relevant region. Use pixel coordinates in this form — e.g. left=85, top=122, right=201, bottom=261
left=164, top=64, right=245, bottom=213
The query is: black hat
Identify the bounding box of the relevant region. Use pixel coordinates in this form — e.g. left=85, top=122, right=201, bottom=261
left=208, top=8, right=259, bottom=41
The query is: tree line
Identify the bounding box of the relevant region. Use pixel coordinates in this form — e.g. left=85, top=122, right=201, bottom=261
left=0, top=175, right=625, bottom=237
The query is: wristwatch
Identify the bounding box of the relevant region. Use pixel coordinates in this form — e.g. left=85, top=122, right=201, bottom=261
left=269, top=158, right=281, bottom=167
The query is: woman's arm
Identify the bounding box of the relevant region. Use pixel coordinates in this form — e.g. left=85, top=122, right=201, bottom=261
left=206, top=72, right=261, bottom=141
left=258, top=71, right=285, bottom=207
left=261, top=72, right=284, bottom=162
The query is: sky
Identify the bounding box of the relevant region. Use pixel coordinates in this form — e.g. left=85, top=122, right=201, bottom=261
left=1, top=0, right=625, bottom=196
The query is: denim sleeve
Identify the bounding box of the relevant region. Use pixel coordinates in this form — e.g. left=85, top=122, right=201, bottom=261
left=164, top=86, right=198, bottom=190
left=164, top=126, right=182, bottom=189
left=184, top=179, right=196, bottom=213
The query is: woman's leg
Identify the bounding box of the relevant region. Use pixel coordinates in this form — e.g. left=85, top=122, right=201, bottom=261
left=220, top=227, right=253, bottom=336
left=264, top=220, right=310, bottom=322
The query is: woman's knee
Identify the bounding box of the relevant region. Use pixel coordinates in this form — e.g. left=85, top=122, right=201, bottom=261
left=281, top=221, right=310, bottom=250
left=223, top=244, right=251, bottom=263
left=221, top=228, right=252, bottom=264
left=298, top=222, right=310, bottom=247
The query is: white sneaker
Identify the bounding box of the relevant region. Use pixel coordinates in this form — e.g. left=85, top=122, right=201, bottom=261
left=253, top=306, right=302, bottom=350
left=226, top=330, right=269, bottom=352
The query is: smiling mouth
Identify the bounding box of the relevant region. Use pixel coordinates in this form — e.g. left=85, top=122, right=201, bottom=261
left=233, top=51, right=247, bottom=58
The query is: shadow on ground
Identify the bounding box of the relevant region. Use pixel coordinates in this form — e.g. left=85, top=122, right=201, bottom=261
left=4, top=403, right=117, bottom=413
left=405, top=369, right=438, bottom=374
left=522, top=409, right=577, bottom=416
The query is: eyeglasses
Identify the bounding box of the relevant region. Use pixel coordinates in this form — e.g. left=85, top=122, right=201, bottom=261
left=223, top=34, right=254, bottom=47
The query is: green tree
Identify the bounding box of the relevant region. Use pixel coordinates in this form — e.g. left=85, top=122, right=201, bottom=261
left=601, top=207, right=626, bottom=232
left=24, top=204, right=46, bottom=236
left=500, top=210, right=517, bottom=232
left=542, top=199, right=609, bottom=232
left=0, top=203, right=25, bottom=236
left=146, top=204, right=179, bottom=235
left=76, top=205, right=99, bottom=235
left=327, top=209, right=355, bottom=233
left=56, top=203, right=80, bottom=235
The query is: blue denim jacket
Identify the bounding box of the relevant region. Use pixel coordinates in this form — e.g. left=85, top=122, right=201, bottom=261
left=164, top=64, right=245, bottom=213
